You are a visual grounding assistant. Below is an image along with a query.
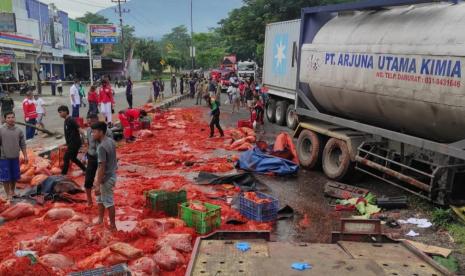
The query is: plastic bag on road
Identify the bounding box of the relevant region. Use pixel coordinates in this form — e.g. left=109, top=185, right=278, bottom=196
left=153, top=246, right=186, bottom=271
left=39, top=253, right=74, bottom=269
left=155, top=233, right=193, bottom=253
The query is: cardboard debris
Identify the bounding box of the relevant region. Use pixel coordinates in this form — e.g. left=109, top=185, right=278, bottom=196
left=402, top=239, right=452, bottom=258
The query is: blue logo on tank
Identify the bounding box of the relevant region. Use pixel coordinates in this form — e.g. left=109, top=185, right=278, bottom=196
left=273, top=34, right=288, bottom=75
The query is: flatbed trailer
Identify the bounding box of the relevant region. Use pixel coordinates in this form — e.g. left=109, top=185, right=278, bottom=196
left=185, top=220, right=453, bottom=276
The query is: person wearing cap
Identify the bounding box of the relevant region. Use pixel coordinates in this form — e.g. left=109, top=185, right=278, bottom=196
left=22, top=90, right=37, bottom=140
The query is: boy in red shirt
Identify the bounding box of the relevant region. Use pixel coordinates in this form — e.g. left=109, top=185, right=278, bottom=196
left=98, top=79, right=114, bottom=126
left=22, top=91, right=37, bottom=140
left=87, top=85, right=99, bottom=115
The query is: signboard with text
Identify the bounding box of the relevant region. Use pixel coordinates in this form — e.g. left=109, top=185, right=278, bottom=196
left=89, top=24, right=118, bottom=44
left=75, top=32, right=87, bottom=46
left=0, top=55, right=12, bottom=72
left=93, top=56, right=102, bottom=69
left=0, top=13, right=16, bottom=33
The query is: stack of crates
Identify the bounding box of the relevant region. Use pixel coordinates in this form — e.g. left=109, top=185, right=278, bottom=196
left=145, top=190, right=187, bottom=216
left=179, top=201, right=221, bottom=234
left=239, top=192, right=278, bottom=222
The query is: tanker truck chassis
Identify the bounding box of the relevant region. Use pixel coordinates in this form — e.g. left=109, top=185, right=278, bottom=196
left=263, top=0, right=465, bottom=205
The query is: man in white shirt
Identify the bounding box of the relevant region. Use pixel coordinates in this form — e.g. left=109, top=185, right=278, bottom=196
left=56, top=78, right=63, bottom=96
left=70, top=79, right=81, bottom=118
left=33, top=94, right=46, bottom=131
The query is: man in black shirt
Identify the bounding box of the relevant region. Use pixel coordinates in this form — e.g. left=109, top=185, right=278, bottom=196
left=58, top=105, right=86, bottom=175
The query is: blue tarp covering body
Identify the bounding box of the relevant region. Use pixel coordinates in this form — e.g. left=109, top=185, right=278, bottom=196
left=236, top=147, right=299, bottom=175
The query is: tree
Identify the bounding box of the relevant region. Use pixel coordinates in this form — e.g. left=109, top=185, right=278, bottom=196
left=76, top=12, right=109, bottom=25
left=161, top=26, right=191, bottom=70
left=134, top=39, right=163, bottom=73
left=193, top=32, right=226, bottom=69
left=217, top=0, right=351, bottom=64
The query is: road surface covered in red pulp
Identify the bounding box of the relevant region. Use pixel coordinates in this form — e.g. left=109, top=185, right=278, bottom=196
left=0, top=107, right=271, bottom=276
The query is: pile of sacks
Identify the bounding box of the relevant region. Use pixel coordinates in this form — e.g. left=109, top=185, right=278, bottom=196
left=18, top=150, right=61, bottom=188
left=228, top=127, right=256, bottom=151
left=0, top=207, right=195, bottom=275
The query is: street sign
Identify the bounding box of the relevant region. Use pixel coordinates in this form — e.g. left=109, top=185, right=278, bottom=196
left=91, top=37, right=118, bottom=44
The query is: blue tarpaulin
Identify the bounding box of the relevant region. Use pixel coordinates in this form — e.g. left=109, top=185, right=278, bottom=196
left=236, top=147, right=299, bottom=176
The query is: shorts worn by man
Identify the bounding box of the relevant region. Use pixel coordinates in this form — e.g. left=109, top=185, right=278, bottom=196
left=0, top=112, right=28, bottom=200
left=92, top=122, right=118, bottom=230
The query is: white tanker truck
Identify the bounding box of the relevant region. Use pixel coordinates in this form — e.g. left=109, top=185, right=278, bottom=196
left=263, top=0, right=465, bottom=205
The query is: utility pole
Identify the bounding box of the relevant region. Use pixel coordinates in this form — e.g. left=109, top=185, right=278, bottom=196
left=112, top=0, right=129, bottom=77
left=190, top=0, right=195, bottom=70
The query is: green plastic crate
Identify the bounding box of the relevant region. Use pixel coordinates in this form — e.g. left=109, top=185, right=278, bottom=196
left=179, top=201, right=221, bottom=234
left=145, top=190, right=187, bottom=216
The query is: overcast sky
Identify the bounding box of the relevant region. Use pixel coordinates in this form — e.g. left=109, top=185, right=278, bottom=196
left=39, top=0, right=116, bottom=19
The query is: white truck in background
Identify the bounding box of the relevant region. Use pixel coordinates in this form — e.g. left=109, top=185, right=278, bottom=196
left=237, top=60, right=258, bottom=80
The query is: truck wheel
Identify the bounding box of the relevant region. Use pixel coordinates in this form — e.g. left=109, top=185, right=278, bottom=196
left=275, top=101, right=289, bottom=126
left=322, top=138, right=352, bottom=181
left=266, top=99, right=276, bottom=123
left=286, top=104, right=298, bottom=130
left=297, top=130, right=322, bottom=169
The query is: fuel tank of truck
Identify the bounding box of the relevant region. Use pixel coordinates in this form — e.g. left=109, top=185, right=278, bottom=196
left=300, top=3, right=465, bottom=143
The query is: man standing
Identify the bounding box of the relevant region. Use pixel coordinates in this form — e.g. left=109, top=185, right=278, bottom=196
left=126, top=76, right=133, bottom=109
left=98, top=79, right=114, bottom=126
left=0, top=112, right=27, bottom=200
left=151, top=78, right=160, bottom=103
left=56, top=77, right=63, bottom=96
left=159, top=78, right=165, bottom=100
left=180, top=75, right=184, bottom=95
left=189, top=77, right=197, bottom=99
left=70, top=79, right=81, bottom=118
left=207, top=96, right=224, bottom=138
left=171, top=74, right=177, bottom=95
left=0, top=90, right=14, bottom=122
left=33, top=94, right=46, bottom=131
left=58, top=105, right=86, bottom=175
left=84, top=113, right=113, bottom=206
left=22, top=91, right=37, bottom=140
left=92, top=121, right=118, bottom=230
left=50, top=75, right=56, bottom=96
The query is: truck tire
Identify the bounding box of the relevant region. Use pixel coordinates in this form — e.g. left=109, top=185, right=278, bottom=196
left=297, top=130, right=322, bottom=169
left=275, top=101, right=289, bottom=126
left=286, top=104, right=298, bottom=130
left=266, top=99, right=276, bottom=123
left=322, top=138, right=352, bottom=181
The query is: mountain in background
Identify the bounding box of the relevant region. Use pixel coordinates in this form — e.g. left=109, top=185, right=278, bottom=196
left=97, top=0, right=243, bottom=39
